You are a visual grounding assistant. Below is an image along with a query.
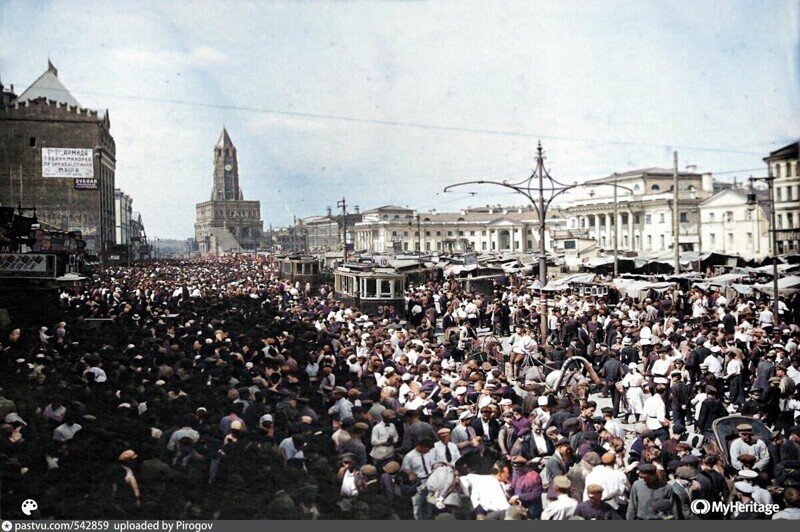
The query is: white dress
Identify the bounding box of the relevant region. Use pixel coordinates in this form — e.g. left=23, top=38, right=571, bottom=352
left=622, top=372, right=646, bottom=414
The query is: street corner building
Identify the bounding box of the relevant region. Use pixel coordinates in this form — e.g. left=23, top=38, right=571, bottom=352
left=0, top=61, right=116, bottom=257
left=194, top=128, right=264, bottom=255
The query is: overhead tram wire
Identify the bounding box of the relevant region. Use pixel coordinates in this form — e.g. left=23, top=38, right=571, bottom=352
left=28, top=85, right=769, bottom=156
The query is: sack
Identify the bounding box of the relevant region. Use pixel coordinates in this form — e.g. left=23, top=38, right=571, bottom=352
left=615, top=381, right=625, bottom=393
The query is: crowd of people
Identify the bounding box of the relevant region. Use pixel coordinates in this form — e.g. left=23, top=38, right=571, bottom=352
left=1, top=254, right=800, bottom=520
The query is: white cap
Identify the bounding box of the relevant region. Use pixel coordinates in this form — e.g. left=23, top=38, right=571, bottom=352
left=259, top=414, right=274, bottom=424
left=537, top=396, right=549, bottom=406
left=402, top=373, right=413, bottom=381
left=499, top=398, right=513, bottom=406
left=454, top=386, right=467, bottom=395
left=459, top=411, right=475, bottom=421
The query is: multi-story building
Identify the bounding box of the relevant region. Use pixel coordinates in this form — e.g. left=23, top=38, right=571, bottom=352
left=557, top=167, right=713, bottom=257
left=764, top=141, right=799, bottom=254
left=303, top=206, right=363, bottom=252
left=114, top=189, right=132, bottom=248
left=0, top=62, right=117, bottom=257
left=698, top=187, right=771, bottom=258
left=352, top=204, right=563, bottom=254
left=195, top=128, right=264, bottom=255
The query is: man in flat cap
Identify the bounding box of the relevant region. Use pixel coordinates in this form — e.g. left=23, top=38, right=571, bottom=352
left=431, top=427, right=460, bottom=466
left=627, top=463, right=675, bottom=520
left=730, top=423, right=770, bottom=472
left=541, top=475, right=577, bottom=520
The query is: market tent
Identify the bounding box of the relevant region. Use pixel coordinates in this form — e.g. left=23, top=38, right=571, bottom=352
left=613, top=279, right=676, bottom=300
left=752, top=275, right=800, bottom=296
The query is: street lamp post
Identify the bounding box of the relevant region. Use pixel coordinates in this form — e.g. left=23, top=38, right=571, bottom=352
left=444, top=142, right=580, bottom=286
left=747, top=171, right=780, bottom=325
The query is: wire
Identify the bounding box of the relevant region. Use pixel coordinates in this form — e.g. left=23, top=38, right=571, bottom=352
left=28, top=85, right=768, bottom=156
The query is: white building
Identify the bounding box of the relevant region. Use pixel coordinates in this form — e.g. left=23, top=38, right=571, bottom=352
left=557, top=167, right=713, bottom=257
left=764, top=141, right=799, bottom=254
left=114, top=188, right=132, bottom=247
left=698, top=187, right=770, bottom=258
left=352, top=204, right=564, bottom=254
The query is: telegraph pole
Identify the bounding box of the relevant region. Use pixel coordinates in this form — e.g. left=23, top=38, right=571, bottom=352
left=337, top=197, right=347, bottom=263
left=673, top=151, right=680, bottom=274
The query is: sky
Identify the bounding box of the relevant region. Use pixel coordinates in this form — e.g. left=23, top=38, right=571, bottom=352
left=1, top=0, right=799, bottom=239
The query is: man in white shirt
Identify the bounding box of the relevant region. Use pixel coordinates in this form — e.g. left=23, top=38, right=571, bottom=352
left=642, top=384, right=669, bottom=442
left=703, top=347, right=724, bottom=378
left=730, top=424, right=770, bottom=471
left=582, top=452, right=630, bottom=510
left=460, top=463, right=514, bottom=519
left=401, top=439, right=436, bottom=519
left=432, top=427, right=461, bottom=465
left=542, top=476, right=578, bottom=520
left=370, top=410, right=399, bottom=462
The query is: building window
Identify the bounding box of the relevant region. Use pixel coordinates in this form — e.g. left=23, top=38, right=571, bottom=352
left=746, top=232, right=753, bottom=247
left=709, top=212, right=715, bottom=222
left=680, top=212, right=689, bottom=223
left=710, top=234, right=716, bottom=247
left=29, top=137, right=36, bottom=147
left=659, top=213, right=665, bottom=224
left=527, top=240, right=532, bottom=248
left=724, top=211, right=734, bottom=222
left=775, top=164, right=782, bottom=178
left=447, top=231, right=453, bottom=236
left=470, top=231, right=475, bottom=236
left=727, top=233, right=734, bottom=248
left=634, top=214, right=640, bottom=225
left=425, top=231, right=431, bottom=237
left=621, top=213, right=629, bottom=224
left=426, top=242, right=431, bottom=251
left=482, top=242, right=487, bottom=250
left=777, top=214, right=783, bottom=229
left=459, top=231, right=464, bottom=236
left=392, top=231, right=397, bottom=237
left=777, top=188, right=783, bottom=202
left=436, top=231, right=441, bottom=236
left=651, top=184, right=661, bottom=192
left=660, top=235, right=665, bottom=249
left=645, top=214, right=652, bottom=225
left=481, top=230, right=487, bottom=236
left=789, top=213, right=795, bottom=227
left=647, top=235, right=652, bottom=250
left=788, top=187, right=793, bottom=202
left=588, top=217, right=596, bottom=227
left=403, top=231, right=408, bottom=237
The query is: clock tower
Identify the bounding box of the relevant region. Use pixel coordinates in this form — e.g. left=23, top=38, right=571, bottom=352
left=195, top=128, right=264, bottom=255
left=212, top=128, right=242, bottom=200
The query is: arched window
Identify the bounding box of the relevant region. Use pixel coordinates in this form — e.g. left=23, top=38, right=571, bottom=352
left=651, top=184, right=661, bottom=192
left=634, top=184, right=641, bottom=193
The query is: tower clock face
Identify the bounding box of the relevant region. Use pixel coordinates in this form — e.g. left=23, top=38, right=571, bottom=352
left=224, top=164, right=232, bottom=171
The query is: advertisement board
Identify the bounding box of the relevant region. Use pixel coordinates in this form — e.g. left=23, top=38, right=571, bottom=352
left=0, top=253, right=57, bottom=278
left=74, top=178, right=99, bottom=190
left=42, top=148, right=94, bottom=178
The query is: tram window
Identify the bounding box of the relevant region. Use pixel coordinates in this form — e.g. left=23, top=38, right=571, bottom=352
left=379, top=280, right=392, bottom=297
left=364, top=278, right=377, bottom=298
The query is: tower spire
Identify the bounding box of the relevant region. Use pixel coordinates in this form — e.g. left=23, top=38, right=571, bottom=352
left=211, top=127, right=241, bottom=201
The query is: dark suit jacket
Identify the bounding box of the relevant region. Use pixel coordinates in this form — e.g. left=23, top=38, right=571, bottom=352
left=469, top=417, right=500, bottom=442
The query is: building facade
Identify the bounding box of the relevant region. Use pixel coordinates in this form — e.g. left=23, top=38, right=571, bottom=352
left=0, top=62, right=116, bottom=257
left=764, top=141, right=799, bottom=254
left=195, top=129, right=264, bottom=255
left=352, top=204, right=561, bottom=254
left=698, top=187, right=771, bottom=258
left=303, top=206, right=363, bottom=253
left=557, top=168, right=713, bottom=257
left=114, top=189, right=132, bottom=247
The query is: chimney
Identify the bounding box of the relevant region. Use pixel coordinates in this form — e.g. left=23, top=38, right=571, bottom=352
left=460, top=209, right=466, bottom=215
left=431, top=208, right=437, bottom=215
left=354, top=205, right=360, bottom=214
left=686, top=164, right=697, bottom=173
left=326, top=206, right=332, bottom=217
